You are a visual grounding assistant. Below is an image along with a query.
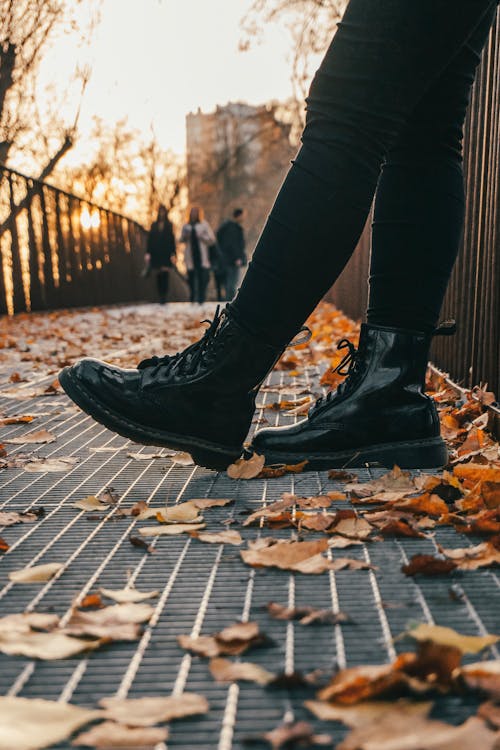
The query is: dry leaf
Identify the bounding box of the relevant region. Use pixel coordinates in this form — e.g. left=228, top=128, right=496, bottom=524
left=23, top=456, right=78, bottom=472
left=258, top=460, right=309, bottom=478
left=65, top=603, right=154, bottom=640
left=317, top=658, right=416, bottom=704
left=72, top=721, right=168, bottom=748
left=0, top=537, right=9, bottom=553
left=139, top=522, right=205, bottom=537
left=406, top=623, right=499, bottom=654
left=190, top=529, right=243, bottom=545
left=126, top=452, right=165, bottom=460
left=266, top=602, right=349, bottom=625
left=0, top=696, right=102, bottom=750
left=439, top=539, right=500, bottom=570
left=9, top=562, right=63, bottom=583
left=79, top=593, right=103, bottom=609
left=99, top=587, right=159, bottom=604
left=402, top=554, right=458, bottom=576
left=72, top=496, right=108, bottom=512
left=227, top=453, right=265, bottom=479
left=129, top=535, right=155, bottom=553
left=328, top=469, right=356, bottom=481
left=0, top=415, right=35, bottom=425
left=209, top=657, right=274, bottom=685
left=243, top=497, right=296, bottom=526
left=178, top=621, right=267, bottom=657
left=157, top=501, right=202, bottom=523
left=461, top=660, right=500, bottom=696
left=189, top=498, right=233, bottom=509
left=0, top=612, right=60, bottom=634
left=171, top=451, right=194, bottom=465
left=328, top=536, right=363, bottom=549
left=305, top=698, right=433, bottom=727
left=99, top=693, right=209, bottom=726
left=0, top=508, right=44, bottom=526
left=0, top=629, right=102, bottom=660
left=478, top=700, right=500, bottom=728
left=243, top=720, right=331, bottom=749
left=5, top=429, right=56, bottom=444
left=241, top=538, right=329, bottom=572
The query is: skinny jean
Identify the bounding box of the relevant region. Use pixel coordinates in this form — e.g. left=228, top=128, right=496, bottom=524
left=231, top=0, right=499, bottom=343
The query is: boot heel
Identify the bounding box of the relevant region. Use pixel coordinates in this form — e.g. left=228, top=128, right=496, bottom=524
left=351, top=437, right=448, bottom=470
left=190, top=447, right=242, bottom=472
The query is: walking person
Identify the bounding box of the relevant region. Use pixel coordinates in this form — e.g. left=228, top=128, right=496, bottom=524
left=180, top=207, right=216, bottom=304
left=60, top=0, right=499, bottom=472
left=145, top=205, right=176, bottom=305
left=216, top=208, right=247, bottom=301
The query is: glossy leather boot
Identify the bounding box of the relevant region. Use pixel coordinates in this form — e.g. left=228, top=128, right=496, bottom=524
left=251, top=323, right=450, bottom=470
left=59, top=308, right=284, bottom=470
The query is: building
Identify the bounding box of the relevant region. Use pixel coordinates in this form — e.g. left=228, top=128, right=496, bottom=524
left=186, top=101, right=296, bottom=254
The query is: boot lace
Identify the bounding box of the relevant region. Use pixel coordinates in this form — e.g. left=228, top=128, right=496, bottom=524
left=310, top=337, right=360, bottom=414
left=137, top=306, right=225, bottom=379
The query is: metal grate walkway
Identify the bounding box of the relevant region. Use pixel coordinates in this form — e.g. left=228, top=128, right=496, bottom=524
left=0, top=304, right=499, bottom=749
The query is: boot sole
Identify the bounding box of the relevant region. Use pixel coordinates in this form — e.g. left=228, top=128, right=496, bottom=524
left=58, top=368, right=242, bottom=471
left=257, top=436, right=448, bottom=471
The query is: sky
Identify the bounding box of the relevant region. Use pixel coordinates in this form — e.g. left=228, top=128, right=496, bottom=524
left=39, top=0, right=297, bottom=161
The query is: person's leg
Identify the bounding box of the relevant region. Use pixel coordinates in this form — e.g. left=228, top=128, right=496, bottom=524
left=367, top=4, right=498, bottom=332
left=157, top=271, right=168, bottom=304
left=231, top=0, right=497, bottom=346
left=225, top=266, right=239, bottom=300
left=187, top=270, right=196, bottom=303
left=199, top=268, right=210, bottom=304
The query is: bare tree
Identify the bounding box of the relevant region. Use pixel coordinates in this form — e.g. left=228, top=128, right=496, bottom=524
left=0, top=0, right=99, bottom=177
left=241, top=0, right=347, bottom=135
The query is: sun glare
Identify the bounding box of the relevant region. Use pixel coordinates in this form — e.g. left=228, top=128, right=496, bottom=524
left=80, top=209, right=101, bottom=230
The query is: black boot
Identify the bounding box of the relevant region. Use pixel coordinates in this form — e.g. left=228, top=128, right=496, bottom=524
left=59, top=308, right=284, bottom=470
left=251, top=323, right=452, bottom=470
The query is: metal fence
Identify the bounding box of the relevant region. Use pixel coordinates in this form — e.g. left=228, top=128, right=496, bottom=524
left=0, top=166, right=188, bottom=315
left=328, top=8, right=500, bottom=396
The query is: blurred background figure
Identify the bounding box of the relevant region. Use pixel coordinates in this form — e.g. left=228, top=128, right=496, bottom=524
left=216, top=208, right=247, bottom=300
left=180, top=206, right=216, bottom=304
left=145, top=205, right=177, bottom=305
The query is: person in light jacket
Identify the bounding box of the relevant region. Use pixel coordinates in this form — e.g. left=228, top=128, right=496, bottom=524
left=180, top=206, right=216, bottom=304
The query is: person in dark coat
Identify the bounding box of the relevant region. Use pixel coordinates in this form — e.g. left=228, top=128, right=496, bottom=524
left=146, top=205, right=176, bottom=304
left=216, top=208, right=247, bottom=300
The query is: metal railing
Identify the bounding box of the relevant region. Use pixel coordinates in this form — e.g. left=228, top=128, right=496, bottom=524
left=328, top=8, right=500, bottom=396
left=0, top=166, right=189, bottom=315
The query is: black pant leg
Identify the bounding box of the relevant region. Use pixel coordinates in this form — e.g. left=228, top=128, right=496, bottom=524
left=231, top=0, right=497, bottom=346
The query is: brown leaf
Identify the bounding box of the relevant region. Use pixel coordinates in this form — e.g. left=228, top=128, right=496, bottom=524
left=227, top=453, right=265, bottom=479
left=461, top=660, right=500, bottom=697
left=241, top=538, right=332, bottom=574
left=65, top=603, right=154, bottom=641
left=243, top=721, right=332, bottom=749
left=190, top=529, right=243, bottom=545
left=139, top=522, right=205, bottom=537
left=0, top=696, right=102, bottom=750
left=317, top=656, right=417, bottom=704
left=402, top=554, right=458, bottom=576
left=299, top=512, right=337, bottom=532
left=171, top=451, right=194, bottom=465
left=305, top=698, right=433, bottom=727
left=439, top=538, right=500, bottom=570
left=129, top=534, right=155, bottom=553
left=178, top=621, right=268, bottom=657
left=209, top=657, right=275, bottom=685
left=258, top=460, right=309, bottom=478
left=243, top=497, right=296, bottom=526
left=453, top=464, right=500, bottom=486
left=99, top=693, right=209, bottom=726
left=0, top=628, right=102, bottom=660
left=23, top=456, right=79, bottom=472
left=79, top=593, right=103, bottom=609
left=72, top=496, right=108, bottom=512
left=126, top=451, right=165, bottom=460
left=189, top=498, right=234, bottom=509
left=157, top=501, right=203, bottom=523
left=0, top=537, right=9, bottom=553
left=393, top=492, right=449, bottom=516
left=72, top=721, right=168, bottom=747
left=328, top=469, right=356, bottom=481
left=0, top=414, right=35, bottom=425
left=6, top=429, right=56, bottom=444
left=266, top=601, right=349, bottom=625
left=0, top=508, right=44, bottom=527
left=99, top=587, right=159, bottom=604
left=9, top=562, right=64, bottom=583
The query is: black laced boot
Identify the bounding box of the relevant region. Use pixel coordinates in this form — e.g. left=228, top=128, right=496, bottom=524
left=251, top=322, right=455, bottom=470
left=59, top=308, right=287, bottom=470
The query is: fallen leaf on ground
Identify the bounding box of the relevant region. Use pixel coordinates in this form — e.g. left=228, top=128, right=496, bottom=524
left=79, top=593, right=103, bottom=609
left=305, top=698, right=432, bottom=727
left=23, top=457, right=79, bottom=473
left=332, top=512, right=373, bottom=540
left=393, top=492, right=449, bottom=516
left=258, top=460, right=309, bottom=478
left=243, top=720, right=331, bottom=749
left=478, top=700, right=500, bottom=728
left=337, top=713, right=499, bottom=750
left=406, top=623, right=499, bottom=655
left=328, top=469, right=356, bottom=482
left=0, top=415, right=35, bottom=425
left=0, top=508, right=44, bottom=527
left=0, top=696, right=102, bottom=750
left=189, top=498, right=234, bottom=509
left=402, top=554, right=458, bottom=576
left=72, top=496, right=108, bottom=512
left=129, top=535, right=155, bottom=553
left=178, top=621, right=268, bottom=657
left=99, top=693, right=209, bottom=725
left=346, top=465, right=417, bottom=497
left=171, top=451, right=194, bottom=465
left=461, top=660, right=500, bottom=696
left=157, top=501, right=202, bottom=523
left=296, top=492, right=346, bottom=508
left=99, top=587, right=159, bottom=604
left=97, top=487, right=120, bottom=505
left=0, top=629, right=101, bottom=660
left=209, top=657, right=275, bottom=685
left=266, top=602, right=349, bottom=625
left=126, top=452, right=165, bottom=460
left=139, top=522, right=205, bottom=537
left=0, top=537, right=9, bottom=553
left=243, top=497, right=296, bottom=526
left=190, top=529, right=243, bottom=545
left=439, top=538, right=500, bottom=570
left=328, top=536, right=363, bottom=549
left=9, top=562, right=63, bottom=583
left=65, top=603, right=154, bottom=640
left=0, top=612, right=60, bottom=634
left=453, top=464, right=500, bottom=486
left=72, top=721, right=168, bottom=748
left=241, top=538, right=371, bottom=574
left=227, top=453, right=265, bottom=479
left=5, top=429, right=56, bottom=444
left=317, top=658, right=417, bottom=704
